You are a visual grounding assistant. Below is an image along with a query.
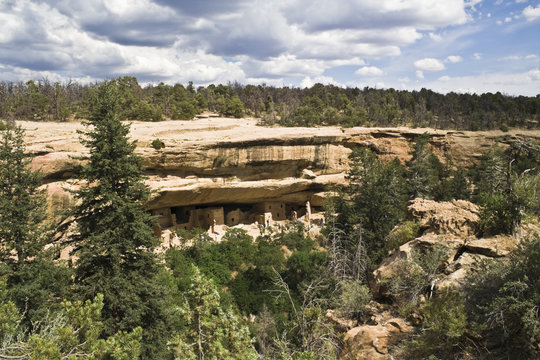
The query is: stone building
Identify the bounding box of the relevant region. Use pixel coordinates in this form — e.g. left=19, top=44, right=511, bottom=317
left=152, top=200, right=312, bottom=232
left=254, top=201, right=286, bottom=222
left=152, top=207, right=176, bottom=228
left=191, top=207, right=224, bottom=229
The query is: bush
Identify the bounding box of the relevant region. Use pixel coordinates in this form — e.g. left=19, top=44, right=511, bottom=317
left=384, top=243, right=449, bottom=305
left=151, top=138, right=165, bottom=150
left=335, top=280, right=371, bottom=319
left=385, top=221, right=420, bottom=252
left=466, top=235, right=540, bottom=356
left=399, top=288, right=467, bottom=359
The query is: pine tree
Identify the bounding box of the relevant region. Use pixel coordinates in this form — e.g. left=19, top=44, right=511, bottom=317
left=168, top=265, right=257, bottom=360
left=71, top=81, right=169, bottom=357
left=347, top=148, right=409, bottom=267
left=0, top=125, right=71, bottom=323
left=0, top=280, right=143, bottom=360
left=408, top=133, right=445, bottom=200
left=0, top=125, right=46, bottom=268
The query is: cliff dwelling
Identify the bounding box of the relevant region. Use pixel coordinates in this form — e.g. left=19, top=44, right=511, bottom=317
left=151, top=200, right=321, bottom=233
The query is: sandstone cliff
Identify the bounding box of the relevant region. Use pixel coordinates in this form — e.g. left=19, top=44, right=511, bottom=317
left=19, top=117, right=540, bottom=217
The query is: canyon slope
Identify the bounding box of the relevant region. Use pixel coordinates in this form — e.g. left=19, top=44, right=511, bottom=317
left=20, top=117, right=540, bottom=218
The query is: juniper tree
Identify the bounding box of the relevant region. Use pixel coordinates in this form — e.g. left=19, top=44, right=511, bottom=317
left=71, top=81, right=169, bottom=357
left=0, top=279, right=143, bottom=360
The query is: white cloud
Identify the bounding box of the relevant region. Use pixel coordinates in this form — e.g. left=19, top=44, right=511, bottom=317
left=300, top=75, right=342, bottom=88
left=523, top=5, right=540, bottom=21
left=429, top=32, right=442, bottom=41
left=355, top=66, right=384, bottom=76
left=504, top=17, right=512, bottom=22
left=0, top=0, right=535, bottom=96
left=414, top=58, right=446, bottom=71
left=439, top=75, right=451, bottom=81
left=417, top=70, right=540, bottom=96
left=0, top=12, right=25, bottom=44
left=527, top=69, right=540, bottom=81
left=515, top=0, right=528, bottom=3
left=473, top=53, right=482, bottom=60
left=496, top=20, right=503, bottom=25
left=285, top=0, right=468, bottom=31
left=239, top=54, right=327, bottom=78
left=445, top=55, right=463, bottom=63
left=465, top=0, right=483, bottom=10
left=500, top=54, right=538, bottom=62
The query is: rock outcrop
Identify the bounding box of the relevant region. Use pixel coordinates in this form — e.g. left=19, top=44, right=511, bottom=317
left=372, top=199, right=520, bottom=297
left=346, top=198, right=534, bottom=359
left=407, top=198, right=480, bottom=236
left=19, top=118, right=540, bottom=218
left=341, top=317, right=413, bottom=360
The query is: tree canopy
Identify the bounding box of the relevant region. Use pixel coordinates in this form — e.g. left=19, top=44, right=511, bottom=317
left=0, top=78, right=538, bottom=131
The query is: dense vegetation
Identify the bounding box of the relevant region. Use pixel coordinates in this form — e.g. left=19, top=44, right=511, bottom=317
left=0, top=77, right=538, bottom=130
left=0, top=80, right=539, bottom=358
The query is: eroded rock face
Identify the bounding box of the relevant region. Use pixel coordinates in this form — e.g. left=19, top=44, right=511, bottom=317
left=408, top=198, right=480, bottom=236
left=19, top=118, right=540, bottom=216
left=372, top=199, right=520, bottom=298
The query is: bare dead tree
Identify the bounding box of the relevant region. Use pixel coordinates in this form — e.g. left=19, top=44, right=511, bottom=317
left=265, top=268, right=341, bottom=359
left=326, top=215, right=367, bottom=283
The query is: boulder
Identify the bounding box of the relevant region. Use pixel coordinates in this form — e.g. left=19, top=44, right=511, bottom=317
left=301, top=168, right=317, bottom=179
left=372, top=199, right=520, bottom=297
left=326, top=310, right=357, bottom=332
left=464, top=236, right=518, bottom=257
left=408, top=198, right=480, bottom=237
left=341, top=318, right=413, bottom=360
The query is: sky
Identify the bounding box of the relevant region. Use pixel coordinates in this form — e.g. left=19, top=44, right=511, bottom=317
left=0, top=0, right=539, bottom=96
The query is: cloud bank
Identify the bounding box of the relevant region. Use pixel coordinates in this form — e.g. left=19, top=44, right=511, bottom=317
left=0, top=0, right=537, bottom=95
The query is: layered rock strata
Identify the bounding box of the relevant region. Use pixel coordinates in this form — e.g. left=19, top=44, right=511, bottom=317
left=19, top=118, right=540, bottom=226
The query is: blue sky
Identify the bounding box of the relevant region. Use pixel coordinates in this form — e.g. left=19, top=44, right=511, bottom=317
left=0, top=0, right=538, bottom=95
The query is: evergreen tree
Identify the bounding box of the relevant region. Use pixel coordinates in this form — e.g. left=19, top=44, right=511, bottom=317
left=445, top=166, right=471, bottom=201
left=465, top=235, right=540, bottom=358
left=168, top=265, right=257, bottom=360
left=0, top=125, right=71, bottom=323
left=0, top=125, right=46, bottom=268
left=475, top=142, right=539, bottom=236
left=71, top=81, right=169, bottom=357
left=346, top=148, right=409, bottom=268
left=407, top=133, right=446, bottom=200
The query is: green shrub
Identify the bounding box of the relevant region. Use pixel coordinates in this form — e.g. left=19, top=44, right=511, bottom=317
left=385, top=221, right=420, bottom=252
left=384, top=243, right=449, bottom=304
left=400, top=288, right=467, bottom=359
left=151, top=138, right=165, bottom=150
left=335, top=280, right=371, bottom=319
